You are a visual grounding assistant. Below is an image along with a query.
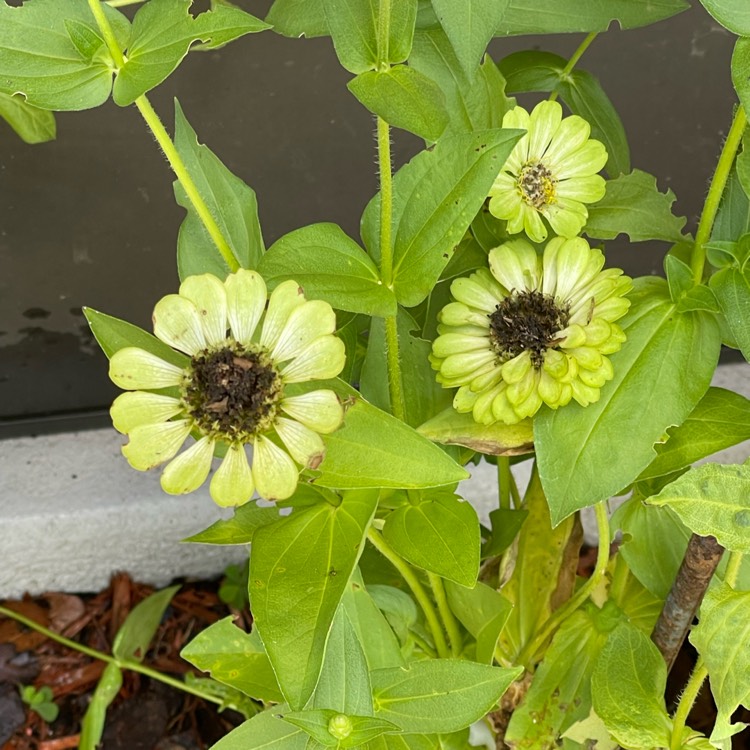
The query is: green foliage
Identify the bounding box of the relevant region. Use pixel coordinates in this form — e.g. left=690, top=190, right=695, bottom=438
left=733, top=37, right=750, bottom=114
left=174, top=101, right=264, bottom=279
left=113, top=585, right=180, bottom=662
left=0, top=92, right=56, bottom=144
left=218, top=563, right=250, bottom=610
left=79, top=663, right=123, bottom=750
left=183, top=501, right=281, bottom=545
left=710, top=265, right=750, bottom=360
left=280, top=709, right=399, bottom=747
left=19, top=684, right=59, bottom=723
left=711, top=169, right=750, bottom=242
left=701, top=0, right=750, bottom=36
left=266, top=0, right=329, bottom=38
left=211, top=709, right=308, bottom=750
left=536, top=278, right=721, bottom=525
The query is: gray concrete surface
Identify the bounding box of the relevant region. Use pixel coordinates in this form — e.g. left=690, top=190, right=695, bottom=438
left=1, top=363, right=748, bottom=598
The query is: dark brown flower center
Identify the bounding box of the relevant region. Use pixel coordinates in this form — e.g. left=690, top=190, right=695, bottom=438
left=489, top=290, right=570, bottom=368
left=518, top=161, right=556, bottom=209
left=183, top=346, right=281, bottom=439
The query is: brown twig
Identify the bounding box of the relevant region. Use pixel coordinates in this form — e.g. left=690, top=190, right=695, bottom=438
left=651, top=533, right=724, bottom=671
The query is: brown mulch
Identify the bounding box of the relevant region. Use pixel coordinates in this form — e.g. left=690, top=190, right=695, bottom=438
left=0, top=572, right=250, bottom=750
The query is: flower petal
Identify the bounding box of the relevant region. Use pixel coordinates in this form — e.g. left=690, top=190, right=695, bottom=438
left=489, top=239, right=541, bottom=292
left=260, top=280, right=306, bottom=351
left=210, top=443, right=255, bottom=507
left=523, top=205, right=548, bottom=243
left=451, top=275, right=503, bottom=312
left=544, top=198, right=587, bottom=239
left=281, top=390, right=344, bottom=433
left=439, top=302, right=490, bottom=328
left=252, top=435, right=299, bottom=501
left=275, top=417, right=326, bottom=468
left=153, top=294, right=206, bottom=355
left=529, top=100, right=562, bottom=159
left=161, top=436, right=215, bottom=495
left=543, top=115, right=592, bottom=166
left=271, top=300, right=337, bottom=363
left=122, top=419, right=192, bottom=470
left=280, top=335, right=346, bottom=383
left=488, top=187, right=522, bottom=221
left=440, top=349, right=496, bottom=379
left=111, top=392, right=183, bottom=433
left=180, top=274, right=228, bottom=347
left=226, top=270, right=267, bottom=346
left=432, top=332, right=489, bottom=358
left=555, top=140, right=608, bottom=179
left=110, top=347, right=184, bottom=390
left=557, top=174, right=606, bottom=203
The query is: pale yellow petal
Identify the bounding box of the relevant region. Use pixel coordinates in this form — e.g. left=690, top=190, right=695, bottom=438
left=210, top=444, right=255, bottom=507
left=110, top=392, right=182, bottom=434
left=281, top=390, right=343, bottom=434
left=122, top=419, right=192, bottom=471
left=271, top=300, right=337, bottom=363
left=275, top=417, right=326, bottom=469
left=161, top=436, right=215, bottom=495
left=180, top=274, right=228, bottom=347
left=260, top=280, right=307, bottom=351
left=226, top=269, right=267, bottom=346
left=280, top=335, right=346, bottom=383
left=110, top=347, right=184, bottom=390
left=153, top=294, right=206, bottom=355
left=252, top=435, right=299, bottom=501
left=489, top=239, right=541, bottom=292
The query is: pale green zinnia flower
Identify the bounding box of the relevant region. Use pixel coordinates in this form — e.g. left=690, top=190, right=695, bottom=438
left=489, top=100, right=607, bottom=243
left=431, top=237, right=632, bottom=425
left=107, top=270, right=346, bottom=505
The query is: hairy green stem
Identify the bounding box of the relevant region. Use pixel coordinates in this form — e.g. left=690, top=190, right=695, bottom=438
left=498, top=457, right=512, bottom=510
left=87, top=0, right=239, bottom=273
left=0, top=605, right=224, bottom=706
left=691, top=105, right=747, bottom=283
left=517, top=501, right=610, bottom=666
left=376, top=0, right=391, bottom=69
left=549, top=32, right=598, bottom=103
left=670, top=659, right=708, bottom=750
left=367, top=528, right=450, bottom=658
left=427, top=572, right=462, bottom=657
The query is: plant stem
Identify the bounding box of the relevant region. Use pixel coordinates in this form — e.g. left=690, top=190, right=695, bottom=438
left=376, top=0, right=391, bottom=69
left=670, top=659, right=708, bottom=750
left=367, top=528, right=450, bottom=658
left=690, top=105, right=747, bottom=284
left=87, top=0, right=239, bottom=274
left=427, top=572, right=462, bottom=657
left=724, top=551, right=744, bottom=589
left=517, top=501, right=610, bottom=667
left=549, top=32, right=598, bottom=103
left=0, top=605, right=224, bottom=706
left=105, top=0, right=146, bottom=7
left=498, top=457, right=512, bottom=510
left=608, top=552, right=630, bottom=605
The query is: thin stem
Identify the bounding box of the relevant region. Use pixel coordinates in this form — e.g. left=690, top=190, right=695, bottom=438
left=670, top=659, right=708, bottom=750
left=87, top=0, right=239, bottom=273
left=105, top=0, right=146, bottom=7
left=608, top=552, right=630, bottom=605
left=549, top=33, right=598, bottom=102
left=498, top=457, right=512, bottom=510
left=384, top=315, right=407, bottom=421
left=724, top=551, right=744, bottom=589
left=517, top=501, right=610, bottom=667
left=427, top=572, right=462, bottom=657
left=691, top=105, right=747, bottom=283
left=376, top=0, right=391, bottom=69
left=378, top=117, right=395, bottom=287
left=367, top=528, right=450, bottom=659
left=0, top=606, right=223, bottom=706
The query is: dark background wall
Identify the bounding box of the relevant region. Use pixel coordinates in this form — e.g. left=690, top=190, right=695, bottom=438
left=0, top=0, right=738, bottom=436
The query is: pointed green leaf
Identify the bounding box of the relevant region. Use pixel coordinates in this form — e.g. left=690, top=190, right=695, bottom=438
left=710, top=267, right=750, bottom=361
left=733, top=37, right=750, bottom=115
left=494, top=0, right=688, bottom=35
left=174, top=100, right=264, bottom=279
left=266, top=0, right=329, bottom=38
left=691, top=582, right=750, bottom=744
left=249, top=490, right=378, bottom=709
left=183, top=501, right=281, bottom=545
left=639, top=387, right=750, bottom=481
left=79, top=663, right=123, bottom=750
left=701, top=0, right=750, bottom=36
left=280, top=710, right=399, bottom=748
left=348, top=65, right=448, bottom=142
left=584, top=170, right=686, bottom=243
left=371, top=660, right=522, bottom=733
left=483, top=508, right=529, bottom=558
left=113, top=585, right=180, bottom=663
left=591, top=622, right=672, bottom=750
left=0, top=0, right=129, bottom=111
left=536, top=279, right=721, bottom=525
left=113, top=0, right=269, bottom=106
left=648, top=463, right=750, bottom=552
left=711, top=169, right=750, bottom=242
left=180, top=617, right=283, bottom=702
left=315, top=399, right=469, bottom=490
left=211, top=709, right=308, bottom=750
left=259, top=223, right=396, bottom=317
left=0, top=92, right=56, bottom=144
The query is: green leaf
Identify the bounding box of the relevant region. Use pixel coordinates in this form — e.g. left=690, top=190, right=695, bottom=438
left=113, top=0, right=269, bottom=106
left=506, top=604, right=619, bottom=746
left=611, top=496, right=690, bottom=599
left=494, top=0, right=689, bottom=35
left=483, top=507, right=528, bottom=558
left=183, top=501, right=281, bottom=545
left=361, top=129, right=523, bottom=307
left=498, top=51, right=630, bottom=177
left=733, top=38, right=750, bottom=115
left=639, top=387, right=750, bottom=481
left=79, top=663, right=123, bottom=750
left=430, top=0, right=510, bottom=79
left=0, top=92, right=56, bottom=144
left=584, top=170, right=687, bottom=243
left=711, top=266, right=750, bottom=361
left=647, top=463, right=750, bottom=552
left=738, top=137, right=750, bottom=200
left=371, top=660, right=523, bottom=733
left=360, top=311, right=452, bottom=427
left=665, top=250, right=694, bottom=303
left=591, top=622, right=672, bottom=750
left=281, top=710, right=399, bottom=748
left=711, top=168, right=750, bottom=242
left=181, top=617, right=283, bottom=702
left=348, top=65, right=448, bottom=142
left=266, top=0, right=329, bottom=38
left=83, top=307, right=188, bottom=369
left=259, top=223, right=396, bottom=317
left=382, top=489, right=480, bottom=586
left=314, top=398, right=469, bottom=490
left=113, top=585, right=180, bottom=663
left=676, top=284, right=721, bottom=314
left=535, top=279, right=721, bottom=525
left=0, top=0, right=129, bottom=111
left=211, top=709, right=308, bottom=750
left=690, top=582, right=750, bottom=744
left=249, top=490, right=378, bottom=709
left=409, top=30, right=514, bottom=135
left=367, top=584, right=418, bottom=647
left=444, top=581, right=512, bottom=664
left=701, top=0, right=750, bottom=36
left=174, top=100, right=264, bottom=279
left=417, top=407, right=533, bottom=456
